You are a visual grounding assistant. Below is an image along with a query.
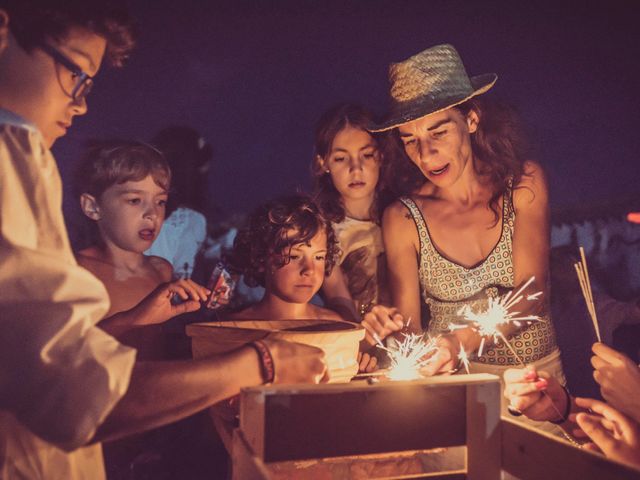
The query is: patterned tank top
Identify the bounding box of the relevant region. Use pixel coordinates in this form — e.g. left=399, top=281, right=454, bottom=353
left=399, top=190, right=558, bottom=366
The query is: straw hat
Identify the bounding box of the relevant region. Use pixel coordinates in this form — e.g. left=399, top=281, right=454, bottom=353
left=370, top=44, right=497, bottom=132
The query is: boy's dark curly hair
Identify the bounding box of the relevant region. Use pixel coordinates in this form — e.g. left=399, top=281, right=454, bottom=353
left=0, top=0, right=135, bottom=67
left=231, top=194, right=340, bottom=288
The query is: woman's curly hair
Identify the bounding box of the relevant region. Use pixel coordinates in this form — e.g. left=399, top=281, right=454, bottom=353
left=230, top=194, right=340, bottom=288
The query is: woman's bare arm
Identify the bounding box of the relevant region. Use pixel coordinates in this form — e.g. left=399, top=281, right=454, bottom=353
left=382, top=201, right=422, bottom=333
left=511, top=160, right=551, bottom=312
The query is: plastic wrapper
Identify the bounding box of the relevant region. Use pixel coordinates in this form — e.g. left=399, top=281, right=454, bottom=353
left=205, top=262, right=235, bottom=309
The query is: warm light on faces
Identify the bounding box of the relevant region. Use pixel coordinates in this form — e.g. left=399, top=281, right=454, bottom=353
left=0, top=26, right=106, bottom=148
left=398, top=108, right=478, bottom=188
left=265, top=230, right=328, bottom=305
left=322, top=126, right=380, bottom=204
left=90, top=175, right=169, bottom=254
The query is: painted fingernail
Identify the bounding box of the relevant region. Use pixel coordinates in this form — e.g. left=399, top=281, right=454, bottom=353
left=525, top=371, right=537, bottom=380
left=535, top=379, right=548, bottom=389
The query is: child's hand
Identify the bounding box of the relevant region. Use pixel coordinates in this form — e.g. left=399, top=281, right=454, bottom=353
left=357, top=351, right=378, bottom=373
left=591, top=342, right=640, bottom=424
left=136, top=279, right=210, bottom=325
left=573, top=397, right=640, bottom=470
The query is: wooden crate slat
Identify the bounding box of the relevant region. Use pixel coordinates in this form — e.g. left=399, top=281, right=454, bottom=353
left=466, top=381, right=501, bottom=480
left=501, top=418, right=640, bottom=480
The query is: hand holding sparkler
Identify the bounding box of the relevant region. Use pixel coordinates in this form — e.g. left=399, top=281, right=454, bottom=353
left=572, top=398, right=640, bottom=470
left=361, top=305, right=405, bottom=346
left=418, top=334, right=460, bottom=376
left=371, top=330, right=439, bottom=381
left=357, top=351, right=378, bottom=373
left=503, top=367, right=571, bottom=423
left=591, top=342, right=640, bottom=424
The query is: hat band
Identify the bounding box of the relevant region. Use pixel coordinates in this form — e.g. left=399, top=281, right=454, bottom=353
left=390, top=91, right=471, bottom=120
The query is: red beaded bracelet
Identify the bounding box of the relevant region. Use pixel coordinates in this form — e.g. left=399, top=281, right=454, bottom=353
left=249, top=340, right=275, bottom=384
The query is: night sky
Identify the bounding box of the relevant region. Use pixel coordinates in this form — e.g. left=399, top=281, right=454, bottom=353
left=55, top=0, right=640, bottom=228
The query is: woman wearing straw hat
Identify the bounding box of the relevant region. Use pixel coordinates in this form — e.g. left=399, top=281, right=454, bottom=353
left=362, top=44, right=566, bottom=425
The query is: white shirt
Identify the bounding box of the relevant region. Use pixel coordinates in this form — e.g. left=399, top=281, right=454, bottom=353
left=0, top=110, right=136, bottom=479
left=146, top=207, right=207, bottom=279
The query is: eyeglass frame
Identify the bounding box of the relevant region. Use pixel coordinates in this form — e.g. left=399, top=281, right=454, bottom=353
left=39, top=43, right=94, bottom=102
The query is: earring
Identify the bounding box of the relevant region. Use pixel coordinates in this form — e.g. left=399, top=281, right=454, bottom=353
left=324, top=169, right=330, bottom=174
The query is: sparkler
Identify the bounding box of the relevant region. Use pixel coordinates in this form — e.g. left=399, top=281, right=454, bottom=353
left=451, top=276, right=542, bottom=361
left=373, top=331, right=439, bottom=381
left=368, top=278, right=542, bottom=382
left=450, top=277, right=579, bottom=445
left=457, top=342, right=471, bottom=374
left=574, top=246, right=601, bottom=342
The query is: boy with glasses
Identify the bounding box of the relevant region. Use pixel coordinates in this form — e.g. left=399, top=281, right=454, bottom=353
left=0, top=1, right=327, bottom=478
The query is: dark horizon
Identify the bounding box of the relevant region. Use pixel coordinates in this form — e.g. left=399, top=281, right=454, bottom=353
left=55, top=0, right=640, bottom=226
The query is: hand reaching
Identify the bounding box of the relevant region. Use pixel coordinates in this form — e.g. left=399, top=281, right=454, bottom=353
left=361, top=305, right=404, bottom=346
left=591, top=342, right=640, bottom=424
left=357, top=351, right=378, bottom=373
left=263, top=339, right=329, bottom=384
left=135, top=278, right=210, bottom=325
left=572, top=397, right=640, bottom=470
left=419, top=334, right=459, bottom=376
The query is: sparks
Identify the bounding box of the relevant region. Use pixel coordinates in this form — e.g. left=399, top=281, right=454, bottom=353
left=450, top=276, right=542, bottom=362
left=457, top=342, right=471, bottom=374
left=374, top=332, right=439, bottom=381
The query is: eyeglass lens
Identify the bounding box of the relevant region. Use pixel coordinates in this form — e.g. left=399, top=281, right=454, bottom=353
left=72, top=77, right=93, bottom=102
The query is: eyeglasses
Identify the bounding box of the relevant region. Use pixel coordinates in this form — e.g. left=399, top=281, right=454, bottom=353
left=40, top=43, right=94, bottom=102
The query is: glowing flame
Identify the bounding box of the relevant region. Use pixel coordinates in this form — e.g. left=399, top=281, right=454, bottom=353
left=450, top=276, right=542, bottom=362
left=374, top=332, right=439, bottom=381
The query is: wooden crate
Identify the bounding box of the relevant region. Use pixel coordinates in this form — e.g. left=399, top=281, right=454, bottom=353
left=187, top=319, right=366, bottom=453
left=231, top=375, right=640, bottom=479
left=233, top=374, right=501, bottom=479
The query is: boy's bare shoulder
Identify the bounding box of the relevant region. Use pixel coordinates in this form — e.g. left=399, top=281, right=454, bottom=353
left=76, top=245, right=101, bottom=261
left=76, top=247, right=111, bottom=275
left=146, top=255, right=173, bottom=282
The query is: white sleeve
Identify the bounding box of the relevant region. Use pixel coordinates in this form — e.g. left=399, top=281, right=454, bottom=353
left=0, top=123, right=136, bottom=450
